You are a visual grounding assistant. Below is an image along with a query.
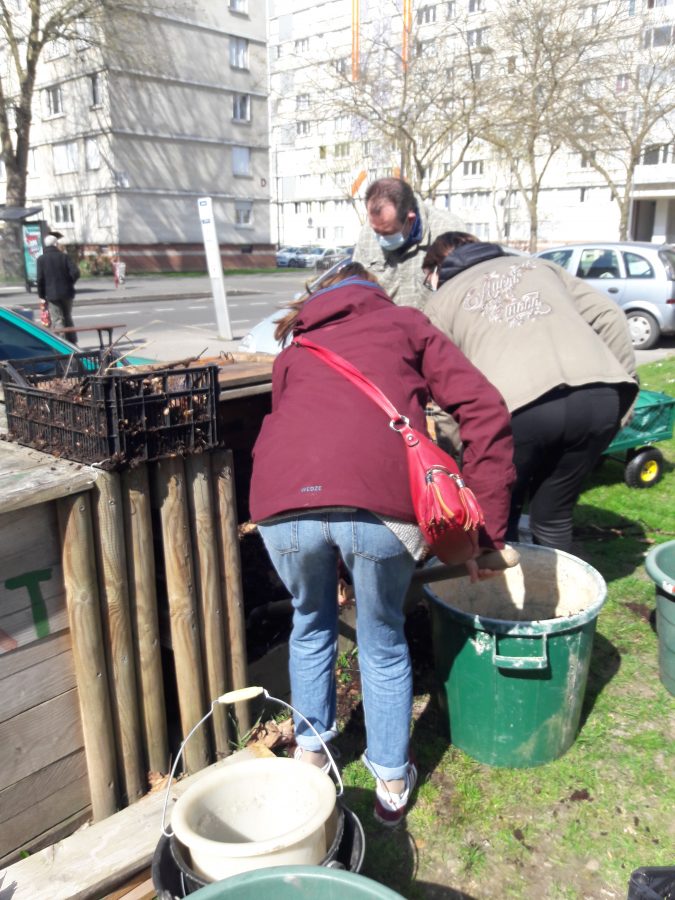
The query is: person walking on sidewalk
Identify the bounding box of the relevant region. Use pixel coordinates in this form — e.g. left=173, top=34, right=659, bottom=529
left=37, top=235, right=80, bottom=342
left=249, top=263, right=515, bottom=827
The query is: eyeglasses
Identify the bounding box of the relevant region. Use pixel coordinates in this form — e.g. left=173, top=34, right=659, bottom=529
left=422, top=268, right=438, bottom=291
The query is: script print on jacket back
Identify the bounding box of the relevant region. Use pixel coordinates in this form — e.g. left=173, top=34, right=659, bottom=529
left=462, top=260, right=552, bottom=327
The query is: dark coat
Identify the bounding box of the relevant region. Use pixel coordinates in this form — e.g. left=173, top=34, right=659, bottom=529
left=249, top=277, right=515, bottom=549
left=36, top=245, right=80, bottom=302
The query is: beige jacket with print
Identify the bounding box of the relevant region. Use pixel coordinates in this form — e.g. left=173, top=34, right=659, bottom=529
left=425, top=255, right=638, bottom=417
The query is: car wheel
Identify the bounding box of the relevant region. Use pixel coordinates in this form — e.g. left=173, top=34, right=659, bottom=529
left=624, top=447, right=663, bottom=488
left=626, top=311, right=659, bottom=350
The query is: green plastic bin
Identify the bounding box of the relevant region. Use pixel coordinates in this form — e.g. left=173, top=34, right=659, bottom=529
left=645, top=540, right=675, bottom=697
left=189, top=865, right=404, bottom=898
left=425, top=544, right=607, bottom=768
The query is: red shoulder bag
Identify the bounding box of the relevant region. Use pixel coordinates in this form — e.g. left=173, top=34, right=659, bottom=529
left=294, top=336, right=485, bottom=565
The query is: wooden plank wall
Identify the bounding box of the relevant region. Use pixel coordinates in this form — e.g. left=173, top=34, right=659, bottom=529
left=0, top=504, right=90, bottom=866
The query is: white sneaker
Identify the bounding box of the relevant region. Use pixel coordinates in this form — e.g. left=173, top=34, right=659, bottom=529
left=293, top=745, right=339, bottom=775
left=374, top=762, right=418, bottom=827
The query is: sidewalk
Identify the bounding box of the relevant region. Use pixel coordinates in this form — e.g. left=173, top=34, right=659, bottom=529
left=1, top=274, right=228, bottom=310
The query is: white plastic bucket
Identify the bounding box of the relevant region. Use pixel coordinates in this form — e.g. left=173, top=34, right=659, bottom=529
left=170, top=756, right=337, bottom=881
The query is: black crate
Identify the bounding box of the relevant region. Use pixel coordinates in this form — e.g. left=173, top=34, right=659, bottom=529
left=1, top=350, right=220, bottom=468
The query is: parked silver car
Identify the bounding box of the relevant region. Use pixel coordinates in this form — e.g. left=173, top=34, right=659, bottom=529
left=536, top=242, right=675, bottom=349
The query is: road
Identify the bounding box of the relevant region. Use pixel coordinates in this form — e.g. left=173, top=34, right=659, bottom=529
left=1, top=270, right=673, bottom=364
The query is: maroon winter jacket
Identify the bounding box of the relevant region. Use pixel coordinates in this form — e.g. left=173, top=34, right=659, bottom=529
left=249, top=277, right=515, bottom=548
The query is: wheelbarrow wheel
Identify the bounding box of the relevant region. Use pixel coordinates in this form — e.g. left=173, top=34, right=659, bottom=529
left=624, top=447, right=663, bottom=489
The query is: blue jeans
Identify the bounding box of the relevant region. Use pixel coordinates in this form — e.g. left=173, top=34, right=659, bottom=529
left=258, top=510, right=416, bottom=781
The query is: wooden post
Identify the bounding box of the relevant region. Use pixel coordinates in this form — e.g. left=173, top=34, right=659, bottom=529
left=186, top=455, right=231, bottom=757
left=121, top=465, right=169, bottom=775
left=153, top=457, right=209, bottom=774
left=212, top=450, right=251, bottom=736
left=92, top=470, right=145, bottom=805
left=57, top=491, right=118, bottom=821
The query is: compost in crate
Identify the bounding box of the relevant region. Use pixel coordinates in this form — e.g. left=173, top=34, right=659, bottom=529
left=425, top=544, right=607, bottom=768
left=0, top=350, right=219, bottom=467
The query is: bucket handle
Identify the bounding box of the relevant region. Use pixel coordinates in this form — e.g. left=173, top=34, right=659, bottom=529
left=492, top=633, right=548, bottom=671
left=160, top=686, right=344, bottom=837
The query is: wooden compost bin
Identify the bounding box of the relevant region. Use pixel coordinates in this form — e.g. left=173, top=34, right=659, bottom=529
left=0, top=356, right=276, bottom=870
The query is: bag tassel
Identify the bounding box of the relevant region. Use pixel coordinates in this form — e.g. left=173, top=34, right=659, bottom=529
left=424, top=469, right=484, bottom=535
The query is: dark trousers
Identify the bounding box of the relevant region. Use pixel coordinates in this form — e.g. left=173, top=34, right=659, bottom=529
left=506, top=384, right=622, bottom=552
left=47, top=297, right=77, bottom=343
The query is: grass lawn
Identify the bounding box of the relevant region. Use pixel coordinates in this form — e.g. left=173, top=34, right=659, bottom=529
left=335, top=356, right=675, bottom=900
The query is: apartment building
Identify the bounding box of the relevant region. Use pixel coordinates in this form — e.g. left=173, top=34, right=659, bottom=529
left=268, top=0, right=675, bottom=249
left=0, top=0, right=272, bottom=271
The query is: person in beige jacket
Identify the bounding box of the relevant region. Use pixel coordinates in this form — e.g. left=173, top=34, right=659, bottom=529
left=422, top=231, right=639, bottom=552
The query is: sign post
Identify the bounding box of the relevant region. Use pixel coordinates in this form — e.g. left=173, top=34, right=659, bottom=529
left=198, top=197, right=232, bottom=340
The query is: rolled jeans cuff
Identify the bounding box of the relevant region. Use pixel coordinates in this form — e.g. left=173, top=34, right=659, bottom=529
left=362, top=749, right=409, bottom=782
left=294, top=720, right=339, bottom=752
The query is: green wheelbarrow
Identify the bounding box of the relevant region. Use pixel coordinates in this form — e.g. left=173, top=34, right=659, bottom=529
left=603, top=389, right=675, bottom=488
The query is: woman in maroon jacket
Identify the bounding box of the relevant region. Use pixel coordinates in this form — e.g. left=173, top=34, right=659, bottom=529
left=250, top=264, right=514, bottom=827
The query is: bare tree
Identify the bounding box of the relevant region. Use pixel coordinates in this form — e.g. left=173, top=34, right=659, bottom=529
left=474, top=0, right=614, bottom=251
left=302, top=2, right=478, bottom=199
left=0, top=0, right=172, bottom=209
left=565, top=16, right=675, bottom=240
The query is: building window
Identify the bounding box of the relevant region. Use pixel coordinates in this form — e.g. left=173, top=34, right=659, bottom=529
left=229, top=0, right=248, bottom=12
left=471, top=61, right=482, bottom=78
left=296, top=93, right=310, bottom=110
left=52, top=200, right=75, bottom=226
left=232, top=145, right=251, bottom=176
left=316, top=227, right=326, bottom=239
left=90, top=73, right=102, bottom=107
left=27, top=148, right=38, bottom=177
left=44, top=85, right=63, bottom=117
left=580, top=150, right=596, bottom=167
left=641, top=144, right=670, bottom=165
left=463, top=159, right=484, bottom=176
left=85, top=137, right=101, bottom=170
left=295, top=37, right=309, bottom=52
left=447, top=1, right=456, bottom=16
left=232, top=93, right=251, bottom=122
left=235, top=201, right=253, bottom=226
left=230, top=36, right=249, bottom=69
left=362, top=141, right=371, bottom=156
left=644, top=25, right=674, bottom=49
left=319, top=145, right=327, bottom=159
left=53, top=141, right=79, bottom=174
left=96, top=194, right=112, bottom=227
left=334, top=142, right=350, bottom=158
left=467, top=28, right=487, bottom=47
left=616, top=73, right=629, bottom=92
left=417, top=5, right=436, bottom=23
left=44, top=38, right=68, bottom=61
left=469, top=0, right=485, bottom=11
left=297, top=120, right=310, bottom=135
left=333, top=57, right=347, bottom=75
left=507, top=55, right=516, bottom=73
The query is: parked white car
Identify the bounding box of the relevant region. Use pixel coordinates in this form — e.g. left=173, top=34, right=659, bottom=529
left=536, top=242, right=675, bottom=349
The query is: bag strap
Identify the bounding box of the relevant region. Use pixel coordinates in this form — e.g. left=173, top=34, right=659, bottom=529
left=293, top=335, right=404, bottom=424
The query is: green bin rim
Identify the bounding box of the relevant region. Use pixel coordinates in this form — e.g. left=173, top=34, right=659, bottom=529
left=645, top=539, right=675, bottom=597
left=424, top=544, right=607, bottom=637
left=189, top=865, right=404, bottom=899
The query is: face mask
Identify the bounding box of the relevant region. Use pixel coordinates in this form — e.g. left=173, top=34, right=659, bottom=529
left=376, top=231, right=407, bottom=252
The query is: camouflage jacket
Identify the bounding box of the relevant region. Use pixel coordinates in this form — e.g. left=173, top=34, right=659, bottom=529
left=352, top=201, right=464, bottom=309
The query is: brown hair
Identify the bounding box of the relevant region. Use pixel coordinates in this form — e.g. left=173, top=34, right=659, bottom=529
left=274, top=262, right=381, bottom=343
left=364, top=178, right=416, bottom=225
left=421, top=231, right=480, bottom=273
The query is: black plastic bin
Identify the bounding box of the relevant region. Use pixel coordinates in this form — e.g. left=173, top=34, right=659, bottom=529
left=628, top=866, right=675, bottom=900
left=1, top=350, right=219, bottom=468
